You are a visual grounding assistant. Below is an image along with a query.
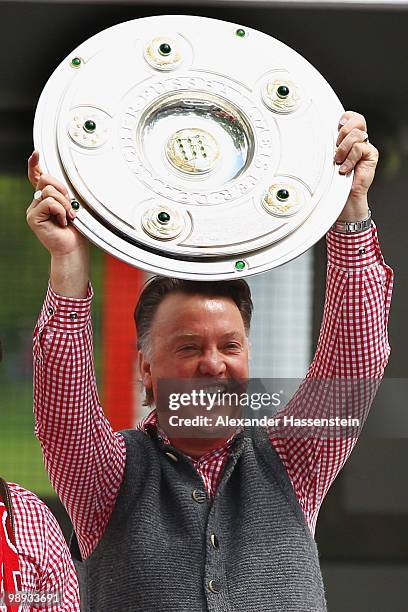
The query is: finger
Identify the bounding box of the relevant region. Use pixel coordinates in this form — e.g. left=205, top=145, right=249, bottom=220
left=336, top=112, right=367, bottom=146
left=339, top=142, right=379, bottom=175
left=337, top=110, right=366, bottom=130
left=39, top=185, right=76, bottom=219
left=26, top=191, right=46, bottom=214
left=338, top=142, right=373, bottom=174
left=29, top=197, right=69, bottom=227
left=27, top=151, right=43, bottom=188
left=334, top=128, right=368, bottom=165
left=36, top=173, right=69, bottom=197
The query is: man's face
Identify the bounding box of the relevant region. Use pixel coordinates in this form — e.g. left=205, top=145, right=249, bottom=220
left=139, top=292, right=249, bottom=406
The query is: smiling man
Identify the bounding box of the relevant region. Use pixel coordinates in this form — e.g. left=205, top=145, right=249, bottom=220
left=26, top=111, right=393, bottom=611
left=136, top=278, right=252, bottom=457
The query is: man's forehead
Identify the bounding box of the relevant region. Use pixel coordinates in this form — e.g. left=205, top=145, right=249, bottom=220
left=151, top=294, right=246, bottom=338
left=154, top=292, right=241, bottom=319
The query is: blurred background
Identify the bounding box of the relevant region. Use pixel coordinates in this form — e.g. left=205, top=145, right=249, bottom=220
left=1, top=1, right=407, bottom=609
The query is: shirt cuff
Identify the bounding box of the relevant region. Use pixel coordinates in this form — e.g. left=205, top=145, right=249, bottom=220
left=37, top=282, right=93, bottom=332
left=326, top=222, right=385, bottom=269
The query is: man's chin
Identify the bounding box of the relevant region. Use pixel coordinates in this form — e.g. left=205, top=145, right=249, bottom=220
left=160, top=406, right=242, bottom=440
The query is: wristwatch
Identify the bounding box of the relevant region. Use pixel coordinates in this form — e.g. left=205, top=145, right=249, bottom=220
left=331, top=208, right=372, bottom=234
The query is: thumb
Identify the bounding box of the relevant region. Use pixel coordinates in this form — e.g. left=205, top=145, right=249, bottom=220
left=28, top=151, right=43, bottom=188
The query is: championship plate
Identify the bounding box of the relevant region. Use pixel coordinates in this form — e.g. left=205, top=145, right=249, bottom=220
left=33, top=15, right=352, bottom=280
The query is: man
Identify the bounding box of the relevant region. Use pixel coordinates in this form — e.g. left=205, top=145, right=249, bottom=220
left=0, top=480, right=80, bottom=612
left=0, top=343, right=80, bottom=612
left=26, top=111, right=393, bottom=611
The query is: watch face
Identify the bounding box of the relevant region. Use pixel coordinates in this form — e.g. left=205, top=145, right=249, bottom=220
left=33, top=15, right=352, bottom=280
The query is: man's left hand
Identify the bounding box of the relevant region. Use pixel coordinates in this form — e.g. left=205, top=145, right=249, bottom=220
left=334, top=110, right=379, bottom=222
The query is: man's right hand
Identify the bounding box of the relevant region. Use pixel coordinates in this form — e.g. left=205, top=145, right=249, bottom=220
left=26, top=151, right=87, bottom=257
left=26, top=150, right=90, bottom=298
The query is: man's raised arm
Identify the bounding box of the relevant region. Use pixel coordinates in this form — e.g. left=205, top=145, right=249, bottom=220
left=269, top=111, right=393, bottom=534
left=27, top=151, right=126, bottom=560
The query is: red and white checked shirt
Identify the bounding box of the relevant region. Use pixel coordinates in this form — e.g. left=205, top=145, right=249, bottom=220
left=32, top=226, right=393, bottom=562
left=0, top=483, right=80, bottom=612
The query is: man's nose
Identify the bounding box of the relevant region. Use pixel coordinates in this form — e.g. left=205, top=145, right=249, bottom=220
left=197, top=349, right=227, bottom=377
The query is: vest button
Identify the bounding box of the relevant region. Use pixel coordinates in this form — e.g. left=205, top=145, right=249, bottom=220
left=210, top=533, right=219, bottom=549
left=165, top=451, right=178, bottom=462
left=192, top=489, right=207, bottom=503
left=208, top=579, right=221, bottom=594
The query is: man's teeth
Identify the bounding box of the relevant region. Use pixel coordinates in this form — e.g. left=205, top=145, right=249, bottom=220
left=203, top=385, right=228, bottom=394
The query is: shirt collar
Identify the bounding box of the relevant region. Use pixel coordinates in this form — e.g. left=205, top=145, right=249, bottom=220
left=137, top=408, right=242, bottom=463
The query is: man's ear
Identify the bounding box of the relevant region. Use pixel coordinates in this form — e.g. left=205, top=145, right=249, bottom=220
left=138, top=350, right=152, bottom=393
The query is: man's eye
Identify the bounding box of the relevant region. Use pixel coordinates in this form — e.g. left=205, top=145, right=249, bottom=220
left=177, top=345, right=198, bottom=352
left=225, top=343, right=241, bottom=350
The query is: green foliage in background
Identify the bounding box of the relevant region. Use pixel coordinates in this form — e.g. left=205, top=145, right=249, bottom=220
left=0, top=175, right=104, bottom=495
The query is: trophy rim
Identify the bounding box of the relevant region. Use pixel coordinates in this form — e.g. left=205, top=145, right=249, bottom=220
left=33, top=14, right=352, bottom=280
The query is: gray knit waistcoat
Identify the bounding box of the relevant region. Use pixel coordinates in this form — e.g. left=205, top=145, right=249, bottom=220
left=71, top=425, right=327, bottom=612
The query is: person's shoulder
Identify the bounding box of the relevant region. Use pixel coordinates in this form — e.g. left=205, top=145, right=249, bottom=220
left=7, top=481, right=46, bottom=504
left=119, top=427, right=154, bottom=445
left=6, top=482, right=55, bottom=524
left=5, top=482, right=78, bottom=599
left=6, top=482, right=70, bottom=557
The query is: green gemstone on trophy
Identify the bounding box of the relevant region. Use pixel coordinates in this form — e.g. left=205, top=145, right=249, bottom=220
left=159, top=43, right=171, bottom=56
left=235, top=28, right=246, bottom=38
left=83, top=120, right=96, bottom=133
left=235, top=260, right=246, bottom=271
left=277, top=85, right=290, bottom=98
left=157, top=211, right=170, bottom=223
left=71, top=57, right=82, bottom=67
left=71, top=200, right=80, bottom=210
left=276, top=189, right=290, bottom=201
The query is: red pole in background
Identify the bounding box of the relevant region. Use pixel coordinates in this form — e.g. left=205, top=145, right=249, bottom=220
left=102, top=254, right=145, bottom=431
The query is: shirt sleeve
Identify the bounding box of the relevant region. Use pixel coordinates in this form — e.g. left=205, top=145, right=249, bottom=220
left=33, top=283, right=126, bottom=560
left=10, top=483, right=80, bottom=611
left=38, top=506, right=81, bottom=611
left=270, top=223, right=394, bottom=535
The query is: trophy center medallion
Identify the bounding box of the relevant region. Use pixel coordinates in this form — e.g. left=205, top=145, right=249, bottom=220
left=165, top=128, right=220, bottom=175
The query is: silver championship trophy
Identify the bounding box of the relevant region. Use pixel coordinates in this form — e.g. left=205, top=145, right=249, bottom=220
left=33, top=15, right=352, bottom=280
